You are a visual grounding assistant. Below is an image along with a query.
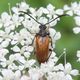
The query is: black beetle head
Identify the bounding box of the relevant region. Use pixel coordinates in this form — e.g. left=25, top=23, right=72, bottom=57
left=39, top=25, right=46, bottom=30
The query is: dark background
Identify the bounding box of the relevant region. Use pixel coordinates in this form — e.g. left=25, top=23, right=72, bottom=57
left=0, top=0, right=80, bottom=79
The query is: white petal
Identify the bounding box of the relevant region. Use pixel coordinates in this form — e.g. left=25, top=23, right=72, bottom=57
left=15, top=70, right=21, bottom=79
left=20, top=2, right=29, bottom=11
left=63, top=5, right=70, bottom=11
left=43, top=8, right=49, bottom=14
left=2, top=49, right=9, bottom=54
left=11, top=46, right=20, bottom=52
left=73, top=27, right=80, bottom=34
left=49, top=20, right=57, bottom=27
left=12, top=7, right=19, bottom=14
left=2, top=69, right=14, bottom=79
left=19, top=65, right=24, bottom=70
left=58, top=64, right=64, bottom=70
left=55, top=9, right=64, bottom=15
left=5, top=27, right=11, bottom=34
left=28, top=59, right=36, bottom=66
left=9, top=24, right=15, bottom=30
left=64, top=63, right=72, bottom=74
left=49, top=28, right=56, bottom=38
left=50, top=51, right=56, bottom=58
left=75, top=10, right=80, bottom=16
left=70, top=69, right=79, bottom=76
left=9, top=54, right=15, bottom=61
left=27, top=46, right=34, bottom=52
left=54, top=32, right=61, bottom=40
left=71, top=2, right=78, bottom=8
left=1, top=12, right=10, bottom=21
left=38, top=17, right=48, bottom=24
left=74, top=16, right=80, bottom=26
left=25, top=59, right=36, bottom=67
left=29, top=7, right=35, bottom=13
left=77, top=50, right=80, bottom=57
left=36, top=8, right=43, bottom=17
left=65, top=74, right=73, bottom=80
left=20, top=28, right=27, bottom=36
left=1, top=40, right=9, bottom=48
left=1, top=62, right=7, bottom=67
left=11, top=40, right=18, bottom=45
left=12, top=14, right=18, bottom=22
left=20, top=40, right=25, bottom=46
left=20, top=75, right=30, bottom=80
left=18, top=56, right=26, bottom=64
left=47, top=4, right=55, bottom=11
left=66, top=11, right=73, bottom=16
left=24, top=52, right=31, bottom=58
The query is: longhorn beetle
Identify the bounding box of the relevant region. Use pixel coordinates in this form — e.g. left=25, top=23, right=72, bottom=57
left=19, top=11, right=68, bottom=63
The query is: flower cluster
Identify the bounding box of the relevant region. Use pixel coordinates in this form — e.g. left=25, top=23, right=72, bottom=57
left=0, top=1, right=79, bottom=80
left=63, top=2, right=80, bottom=34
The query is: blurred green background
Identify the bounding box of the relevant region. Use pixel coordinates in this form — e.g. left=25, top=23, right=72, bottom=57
left=0, top=0, right=80, bottom=80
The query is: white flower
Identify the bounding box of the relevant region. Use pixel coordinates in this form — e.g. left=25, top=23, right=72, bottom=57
left=47, top=4, right=55, bottom=13
left=25, top=46, right=34, bottom=52
left=38, top=17, right=48, bottom=24
left=12, top=14, right=22, bottom=28
left=55, top=9, right=64, bottom=15
left=77, top=50, right=80, bottom=57
left=49, top=28, right=56, bottom=37
left=47, top=71, right=66, bottom=80
left=47, top=4, right=56, bottom=19
left=20, top=75, right=31, bottom=80
left=19, top=2, right=29, bottom=11
left=14, top=70, right=21, bottom=79
left=24, top=52, right=31, bottom=58
left=0, top=48, right=9, bottom=59
left=65, top=74, right=73, bottom=80
left=1, top=61, right=7, bottom=68
left=64, top=2, right=80, bottom=16
left=9, top=54, right=15, bottom=63
left=70, top=69, right=79, bottom=76
left=74, top=16, right=80, bottom=26
left=14, top=53, right=26, bottom=64
left=54, top=32, right=61, bottom=41
left=12, top=7, right=19, bottom=14
left=8, top=63, right=18, bottom=70
left=53, top=64, right=64, bottom=71
left=24, top=59, right=36, bottom=68
left=19, top=65, right=24, bottom=71
left=1, top=12, right=11, bottom=24
left=2, top=69, right=14, bottom=80
left=29, top=68, right=44, bottom=80
left=64, top=63, right=79, bottom=76
left=11, top=45, right=20, bottom=52
left=73, top=27, right=80, bottom=34
left=63, top=5, right=70, bottom=11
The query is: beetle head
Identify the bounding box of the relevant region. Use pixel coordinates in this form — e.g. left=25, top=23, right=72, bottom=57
left=39, top=25, right=46, bottom=30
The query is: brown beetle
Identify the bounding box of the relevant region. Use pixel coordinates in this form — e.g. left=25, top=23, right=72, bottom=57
left=19, top=11, right=67, bottom=63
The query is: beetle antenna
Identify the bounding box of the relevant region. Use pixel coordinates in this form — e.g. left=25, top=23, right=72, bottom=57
left=45, top=14, right=69, bottom=25
left=19, top=11, right=42, bottom=25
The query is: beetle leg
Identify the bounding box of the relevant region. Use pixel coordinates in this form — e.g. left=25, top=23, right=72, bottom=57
left=47, top=37, right=53, bottom=59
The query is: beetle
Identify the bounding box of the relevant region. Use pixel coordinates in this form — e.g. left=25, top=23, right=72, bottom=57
left=19, top=11, right=67, bottom=63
